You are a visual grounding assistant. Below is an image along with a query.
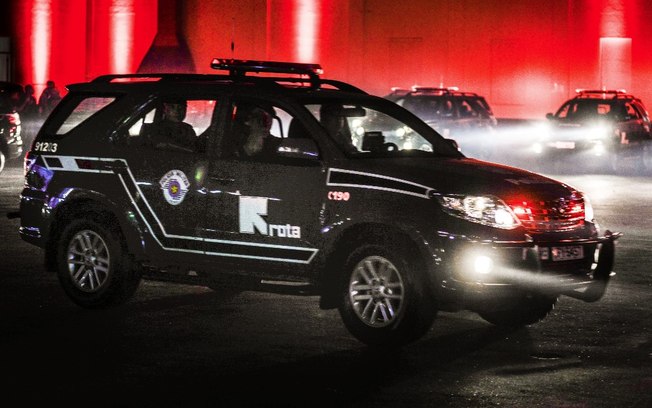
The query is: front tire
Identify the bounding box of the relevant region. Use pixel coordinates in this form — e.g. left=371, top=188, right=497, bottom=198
left=56, top=218, right=142, bottom=308
left=478, top=292, right=557, bottom=327
left=338, top=244, right=436, bottom=347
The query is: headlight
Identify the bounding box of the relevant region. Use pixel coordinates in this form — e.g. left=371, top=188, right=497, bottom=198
left=437, top=194, right=521, bottom=229
left=587, top=124, right=611, bottom=139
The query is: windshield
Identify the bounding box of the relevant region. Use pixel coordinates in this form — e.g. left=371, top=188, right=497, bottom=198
left=304, top=100, right=460, bottom=158
left=555, top=99, right=624, bottom=122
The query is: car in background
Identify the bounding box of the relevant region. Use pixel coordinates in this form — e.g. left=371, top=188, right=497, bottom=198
left=384, top=86, right=498, bottom=159
left=534, top=89, right=652, bottom=173
left=0, top=82, right=24, bottom=174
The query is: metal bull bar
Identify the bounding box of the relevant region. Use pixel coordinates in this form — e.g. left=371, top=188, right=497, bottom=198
left=561, top=230, right=622, bottom=302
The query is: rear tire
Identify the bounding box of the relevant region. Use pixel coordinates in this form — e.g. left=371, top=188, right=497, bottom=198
left=338, top=244, right=436, bottom=347
left=56, top=218, right=142, bottom=308
left=478, top=292, right=557, bottom=327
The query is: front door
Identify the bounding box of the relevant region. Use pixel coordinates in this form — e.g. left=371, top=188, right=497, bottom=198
left=200, top=98, right=325, bottom=278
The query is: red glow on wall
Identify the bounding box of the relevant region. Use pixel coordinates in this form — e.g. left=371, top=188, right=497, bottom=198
left=12, top=0, right=155, bottom=97
left=31, top=0, right=52, bottom=98
left=295, top=0, right=319, bottom=63
left=109, top=0, right=136, bottom=74
left=9, top=0, right=652, bottom=120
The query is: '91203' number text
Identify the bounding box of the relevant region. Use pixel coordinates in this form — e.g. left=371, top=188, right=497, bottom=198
left=34, top=142, right=58, bottom=153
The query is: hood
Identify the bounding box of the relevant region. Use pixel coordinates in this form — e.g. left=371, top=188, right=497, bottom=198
left=340, top=157, right=579, bottom=202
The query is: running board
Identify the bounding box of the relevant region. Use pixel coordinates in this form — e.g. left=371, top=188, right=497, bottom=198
left=141, top=269, right=317, bottom=296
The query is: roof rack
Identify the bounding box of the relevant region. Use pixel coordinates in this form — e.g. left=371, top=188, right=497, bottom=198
left=91, top=73, right=227, bottom=83
left=89, top=59, right=366, bottom=94
left=408, top=86, right=480, bottom=98
left=575, top=89, right=633, bottom=100
left=411, top=86, right=456, bottom=93
left=575, top=89, right=627, bottom=94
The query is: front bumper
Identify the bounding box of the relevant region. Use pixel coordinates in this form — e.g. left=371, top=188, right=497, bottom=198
left=443, top=230, right=621, bottom=304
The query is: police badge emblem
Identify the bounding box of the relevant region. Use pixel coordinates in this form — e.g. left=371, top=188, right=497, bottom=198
left=159, top=170, right=190, bottom=205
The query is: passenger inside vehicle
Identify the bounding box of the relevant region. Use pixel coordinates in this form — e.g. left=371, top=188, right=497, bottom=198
left=231, top=103, right=280, bottom=159
left=147, top=99, right=197, bottom=153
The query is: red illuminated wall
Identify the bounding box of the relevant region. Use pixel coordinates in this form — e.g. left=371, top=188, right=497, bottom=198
left=9, top=0, right=652, bottom=118
left=11, top=0, right=157, bottom=99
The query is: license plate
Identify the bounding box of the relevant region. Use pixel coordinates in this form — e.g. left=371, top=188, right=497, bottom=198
left=550, top=245, right=584, bottom=261
left=553, top=141, right=575, bottom=149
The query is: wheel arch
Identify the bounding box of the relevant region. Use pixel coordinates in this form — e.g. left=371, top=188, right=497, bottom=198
left=318, top=221, right=431, bottom=309
left=44, top=194, right=145, bottom=272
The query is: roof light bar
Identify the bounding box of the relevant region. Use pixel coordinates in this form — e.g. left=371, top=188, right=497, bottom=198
left=210, top=58, right=323, bottom=77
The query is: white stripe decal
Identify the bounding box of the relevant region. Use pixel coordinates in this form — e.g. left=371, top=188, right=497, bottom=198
left=44, top=155, right=318, bottom=264
left=326, top=167, right=434, bottom=199
left=42, top=155, right=114, bottom=173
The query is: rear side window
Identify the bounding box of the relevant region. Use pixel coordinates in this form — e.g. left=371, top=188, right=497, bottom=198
left=124, top=97, right=220, bottom=154
left=55, top=97, right=117, bottom=134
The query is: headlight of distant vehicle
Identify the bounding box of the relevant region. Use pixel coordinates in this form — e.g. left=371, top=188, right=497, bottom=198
left=436, top=194, right=521, bottom=229
left=587, top=124, right=613, bottom=139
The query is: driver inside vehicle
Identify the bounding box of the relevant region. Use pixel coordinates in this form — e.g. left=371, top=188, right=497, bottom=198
left=319, top=103, right=357, bottom=153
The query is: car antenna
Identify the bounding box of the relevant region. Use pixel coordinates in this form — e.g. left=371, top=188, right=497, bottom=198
left=230, top=18, right=235, bottom=58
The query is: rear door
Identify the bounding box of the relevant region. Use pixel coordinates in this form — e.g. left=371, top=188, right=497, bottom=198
left=113, top=93, right=221, bottom=265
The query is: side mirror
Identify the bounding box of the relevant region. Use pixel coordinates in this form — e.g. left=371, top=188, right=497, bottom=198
left=545, top=113, right=555, bottom=120
left=276, top=138, right=320, bottom=160
left=445, top=138, right=460, bottom=151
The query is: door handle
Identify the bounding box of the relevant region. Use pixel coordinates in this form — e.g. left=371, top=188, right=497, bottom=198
left=210, top=176, right=235, bottom=185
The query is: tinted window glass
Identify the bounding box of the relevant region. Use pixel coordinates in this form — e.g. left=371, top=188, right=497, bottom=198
left=55, top=97, right=116, bottom=134
left=125, top=97, right=219, bottom=154
left=306, top=103, right=435, bottom=156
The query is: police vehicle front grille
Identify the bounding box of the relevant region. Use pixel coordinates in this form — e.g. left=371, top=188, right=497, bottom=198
left=511, top=196, right=586, bottom=232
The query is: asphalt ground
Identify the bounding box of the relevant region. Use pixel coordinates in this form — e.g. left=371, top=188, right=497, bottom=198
left=0, top=160, right=650, bottom=408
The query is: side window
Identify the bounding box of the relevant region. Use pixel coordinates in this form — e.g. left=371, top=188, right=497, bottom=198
left=458, top=99, right=478, bottom=118
left=56, top=96, right=117, bottom=134
left=307, top=103, right=432, bottom=154
left=126, top=98, right=218, bottom=153
left=624, top=102, right=641, bottom=120
left=633, top=102, right=650, bottom=121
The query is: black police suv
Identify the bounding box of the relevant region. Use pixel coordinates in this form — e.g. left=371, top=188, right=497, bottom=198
left=385, top=86, right=498, bottom=160
left=536, top=89, right=652, bottom=173
left=17, top=59, right=620, bottom=347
